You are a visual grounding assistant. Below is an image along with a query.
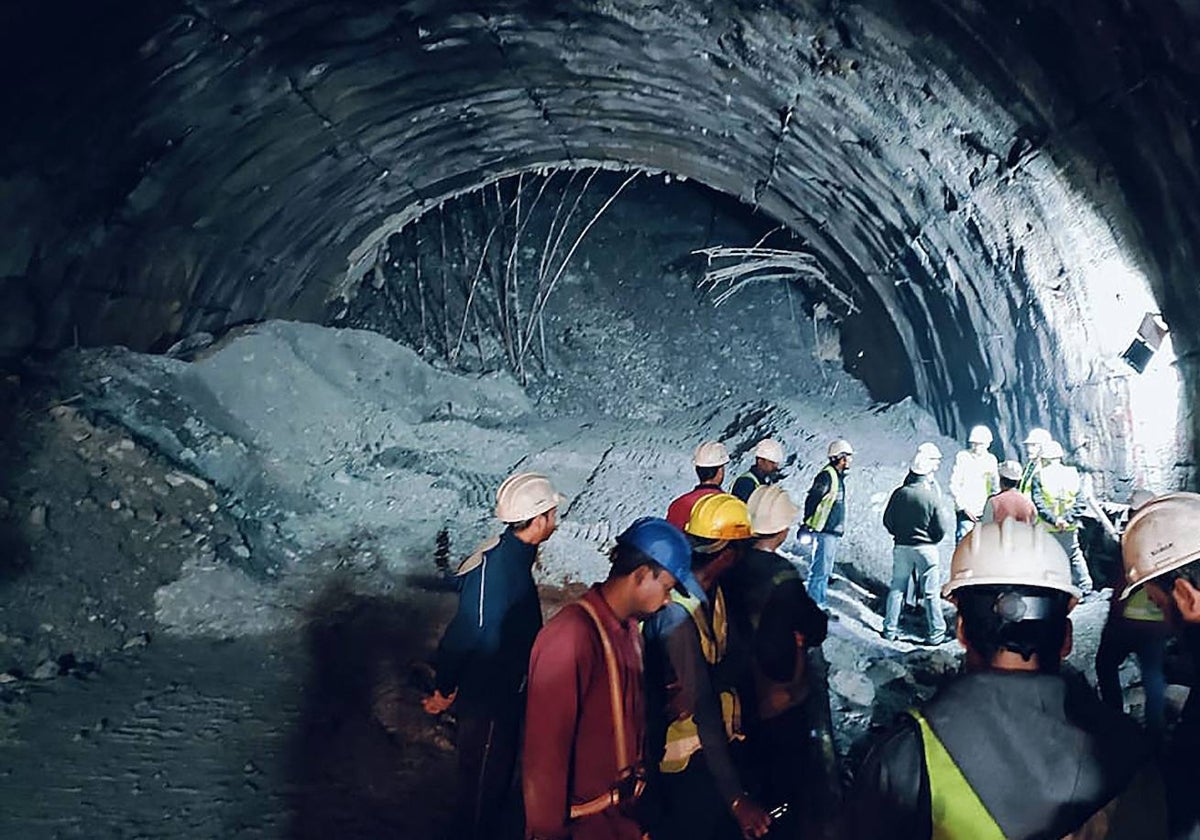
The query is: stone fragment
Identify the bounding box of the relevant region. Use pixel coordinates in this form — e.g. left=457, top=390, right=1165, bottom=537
left=29, top=504, right=47, bottom=529
left=121, top=633, right=150, bottom=650
left=830, top=669, right=876, bottom=708
left=31, top=660, right=58, bottom=680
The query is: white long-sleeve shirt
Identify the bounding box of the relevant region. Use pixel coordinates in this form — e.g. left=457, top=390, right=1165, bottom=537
left=949, top=448, right=1000, bottom=519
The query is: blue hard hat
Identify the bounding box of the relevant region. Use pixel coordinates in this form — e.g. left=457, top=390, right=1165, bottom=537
left=616, top=517, right=697, bottom=592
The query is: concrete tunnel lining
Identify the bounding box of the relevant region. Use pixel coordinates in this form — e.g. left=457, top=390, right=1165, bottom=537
left=0, top=0, right=1196, bottom=485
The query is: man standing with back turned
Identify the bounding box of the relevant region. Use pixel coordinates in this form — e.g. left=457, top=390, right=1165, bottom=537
left=423, top=472, right=565, bottom=840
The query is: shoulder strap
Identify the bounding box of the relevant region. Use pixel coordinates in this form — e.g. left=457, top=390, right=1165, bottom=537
left=576, top=598, right=630, bottom=773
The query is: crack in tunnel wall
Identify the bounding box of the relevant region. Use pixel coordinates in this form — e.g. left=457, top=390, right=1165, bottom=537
left=0, top=0, right=1196, bottom=486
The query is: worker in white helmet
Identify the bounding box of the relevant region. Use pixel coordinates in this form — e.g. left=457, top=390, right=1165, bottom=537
left=1119, top=492, right=1200, bottom=836
left=949, top=426, right=1000, bottom=544
left=424, top=471, right=565, bottom=840
left=800, top=439, right=854, bottom=613
left=667, top=441, right=730, bottom=530
left=1030, top=441, right=1094, bottom=595
left=1018, top=428, right=1053, bottom=496
left=882, top=444, right=951, bottom=645
left=731, top=438, right=785, bottom=503
left=849, top=520, right=1165, bottom=839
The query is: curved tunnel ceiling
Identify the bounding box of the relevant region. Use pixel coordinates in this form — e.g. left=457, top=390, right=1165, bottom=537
left=2, top=0, right=1198, bottom=483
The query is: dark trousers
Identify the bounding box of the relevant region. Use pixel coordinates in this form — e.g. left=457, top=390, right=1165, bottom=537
left=749, top=706, right=816, bottom=840
left=1096, top=618, right=1167, bottom=734
left=455, top=705, right=523, bottom=840
left=652, top=752, right=741, bottom=840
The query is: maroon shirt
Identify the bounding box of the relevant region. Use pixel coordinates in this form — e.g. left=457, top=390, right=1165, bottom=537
left=666, top=484, right=722, bottom=530
left=523, top=587, right=646, bottom=840
left=984, top=488, right=1038, bottom=526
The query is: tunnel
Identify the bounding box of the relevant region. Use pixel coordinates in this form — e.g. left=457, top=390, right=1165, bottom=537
left=0, top=0, right=1198, bottom=837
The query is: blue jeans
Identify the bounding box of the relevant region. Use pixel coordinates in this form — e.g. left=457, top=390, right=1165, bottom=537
left=955, top=513, right=974, bottom=545
left=883, top=544, right=946, bottom=640
left=805, top=532, right=839, bottom=609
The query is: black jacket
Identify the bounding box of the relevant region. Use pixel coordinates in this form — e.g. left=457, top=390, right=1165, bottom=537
left=883, top=473, right=947, bottom=546
left=433, top=528, right=542, bottom=716
left=848, top=669, right=1161, bottom=840
left=731, top=464, right=776, bottom=503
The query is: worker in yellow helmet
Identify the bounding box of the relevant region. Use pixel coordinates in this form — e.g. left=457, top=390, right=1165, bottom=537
left=642, top=493, right=772, bottom=840
left=849, top=520, right=1165, bottom=839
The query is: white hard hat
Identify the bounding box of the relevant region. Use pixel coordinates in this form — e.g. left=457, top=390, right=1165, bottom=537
left=943, top=519, right=1079, bottom=600
left=494, top=472, right=565, bottom=523
left=1120, top=492, right=1200, bottom=599
left=827, top=439, right=854, bottom=459
left=746, top=485, right=800, bottom=536
left=911, top=442, right=943, bottom=475
left=1023, top=428, right=1052, bottom=446
left=998, top=460, right=1023, bottom=482
left=968, top=425, right=993, bottom=445
left=754, top=438, right=785, bottom=464
left=1041, top=440, right=1065, bottom=460
left=693, top=441, right=730, bottom=468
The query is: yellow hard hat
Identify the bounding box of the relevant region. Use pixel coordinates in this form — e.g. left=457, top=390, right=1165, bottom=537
left=1120, top=492, right=1200, bottom=600
left=747, top=485, right=800, bottom=536
left=943, top=519, right=1079, bottom=601
left=685, top=493, right=753, bottom=541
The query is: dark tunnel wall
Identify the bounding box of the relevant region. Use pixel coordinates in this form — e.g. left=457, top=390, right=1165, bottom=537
left=1, top=0, right=1197, bottom=484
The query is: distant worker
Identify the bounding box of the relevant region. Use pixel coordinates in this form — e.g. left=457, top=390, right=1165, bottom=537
left=801, top=439, right=853, bottom=613
left=1018, top=427, right=1053, bottom=495
left=667, top=441, right=729, bottom=530
left=948, top=426, right=999, bottom=544
left=424, top=472, right=565, bottom=840
left=980, top=460, right=1037, bottom=526
left=643, top=493, right=772, bottom=840
left=733, top=485, right=829, bottom=838
left=849, top=520, right=1165, bottom=839
left=1121, top=492, right=1200, bottom=836
left=1030, top=440, right=1095, bottom=595
left=1096, top=490, right=1167, bottom=735
left=523, top=517, right=692, bottom=840
left=730, top=438, right=785, bottom=503
left=882, top=444, right=950, bottom=645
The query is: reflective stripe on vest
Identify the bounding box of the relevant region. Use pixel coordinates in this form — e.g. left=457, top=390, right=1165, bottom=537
left=737, top=471, right=762, bottom=491
left=804, top=465, right=840, bottom=532
left=1123, top=588, right=1165, bottom=623
left=660, top=586, right=742, bottom=773
left=1040, top=464, right=1081, bottom=530
left=1019, top=461, right=1041, bottom=496
left=908, top=709, right=1006, bottom=840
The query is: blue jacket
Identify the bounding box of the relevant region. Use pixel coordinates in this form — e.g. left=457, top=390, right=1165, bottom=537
left=433, top=528, right=542, bottom=715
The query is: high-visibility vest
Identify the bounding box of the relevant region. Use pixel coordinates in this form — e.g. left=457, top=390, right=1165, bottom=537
left=1018, top=460, right=1041, bottom=496
left=660, top=586, right=742, bottom=773
left=804, top=465, right=841, bottom=532
left=910, top=708, right=1168, bottom=839
left=1123, top=588, right=1165, bottom=623
left=1039, top=463, right=1082, bottom=531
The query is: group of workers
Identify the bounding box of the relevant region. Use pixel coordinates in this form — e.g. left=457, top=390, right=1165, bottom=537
left=421, top=428, right=1200, bottom=839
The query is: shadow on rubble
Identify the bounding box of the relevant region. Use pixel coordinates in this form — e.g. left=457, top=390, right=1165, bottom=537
left=0, top=368, right=31, bottom=582
left=286, top=581, right=458, bottom=840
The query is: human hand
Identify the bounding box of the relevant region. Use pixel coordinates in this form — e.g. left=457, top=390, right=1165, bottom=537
left=421, top=688, right=457, bottom=715
left=731, top=796, right=772, bottom=839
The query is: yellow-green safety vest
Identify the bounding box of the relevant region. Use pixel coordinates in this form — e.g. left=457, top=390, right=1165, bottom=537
left=1123, top=588, right=1165, bottom=623
left=660, top=586, right=742, bottom=773
left=1019, top=460, right=1041, bottom=497
left=1039, top=463, right=1082, bottom=531
left=804, top=464, right=841, bottom=532
left=910, top=709, right=1168, bottom=839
